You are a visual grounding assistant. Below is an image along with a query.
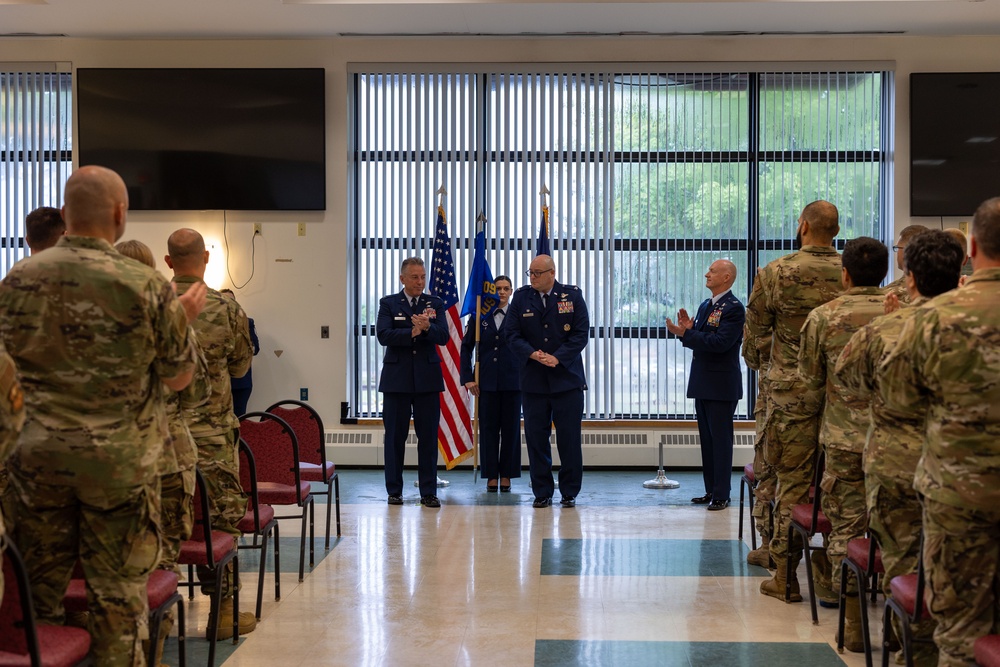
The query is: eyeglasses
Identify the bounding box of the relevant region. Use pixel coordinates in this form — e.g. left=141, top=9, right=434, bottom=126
left=525, top=269, right=554, bottom=278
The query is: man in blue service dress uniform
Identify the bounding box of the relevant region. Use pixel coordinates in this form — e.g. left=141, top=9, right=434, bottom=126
left=377, top=257, right=450, bottom=508
left=505, top=254, right=590, bottom=508
left=667, top=259, right=746, bottom=511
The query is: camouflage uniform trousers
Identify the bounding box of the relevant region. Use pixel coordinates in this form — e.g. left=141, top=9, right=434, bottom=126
left=6, top=467, right=160, bottom=667
left=751, top=436, right=776, bottom=542
left=764, top=383, right=822, bottom=570
left=922, top=497, right=1000, bottom=667
left=158, top=468, right=195, bottom=572
left=866, top=473, right=937, bottom=667
left=819, top=447, right=866, bottom=595
left=195, top=429, right=247, bottom=598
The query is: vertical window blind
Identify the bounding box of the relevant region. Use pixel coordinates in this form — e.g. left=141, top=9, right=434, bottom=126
left=350, top=66, right=890, bottom=420
left=0, top=67, right=72, bottom=272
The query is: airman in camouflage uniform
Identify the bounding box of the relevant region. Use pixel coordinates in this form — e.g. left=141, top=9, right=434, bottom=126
left=741, top=328, right=775, bottom=568
left=798, top=236, right=888, bottom=650
left=0, top=166, right=202, bottom=667
left=165, top=228, right=253, bottom=640
left=882, top=224, right=927, bottom=306
left=0, top=345, right=26, bottom=606
left=835, top=229, right=964, bottom=666
left=743, top=200, right=843, bottom=603
left=879, top=198, right=1000, bottom=667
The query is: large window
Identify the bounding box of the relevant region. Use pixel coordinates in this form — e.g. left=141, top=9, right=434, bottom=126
left=0, top=67, right=72, bottom=272
left=349, top=66, right=891, bottom=420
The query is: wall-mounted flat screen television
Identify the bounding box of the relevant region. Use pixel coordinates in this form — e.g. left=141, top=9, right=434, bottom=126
left=910, top=72, right=1000, bottom=218
left=77, top=68, right=326, bottom=211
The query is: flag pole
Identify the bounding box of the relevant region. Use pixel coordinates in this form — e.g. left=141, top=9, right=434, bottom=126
left=471, top=211, right=487, bottom=483
left=433, top=183, right=451, bottom=488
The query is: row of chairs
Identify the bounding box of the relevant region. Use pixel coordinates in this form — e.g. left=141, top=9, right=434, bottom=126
left=739, top=450, right=1000, bottom=667
left=0, top=399, right=340, bottom=667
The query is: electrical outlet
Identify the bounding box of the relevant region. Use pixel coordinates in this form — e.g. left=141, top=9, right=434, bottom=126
left=300, top=387, right=308, bottom=401
left=297, top=223, right=306, bottom=237
left=253, top=223, right=262, bottom=235
left=321, top=325, right=329, bottom=339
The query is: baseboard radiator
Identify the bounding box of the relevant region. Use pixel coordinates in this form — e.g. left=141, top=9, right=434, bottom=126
left=323, top=427, right=755, bottom=469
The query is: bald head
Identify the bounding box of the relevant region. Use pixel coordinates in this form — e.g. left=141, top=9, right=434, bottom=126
left=62, top=166, right=129, bottom=242
left=165, top=228, right=209, bottom=278
left=705, top=259, right=737, bottom=296
left=799, top=200, right=840, bottom=245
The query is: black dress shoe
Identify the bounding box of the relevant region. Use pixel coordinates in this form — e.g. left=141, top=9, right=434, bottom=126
left=421, top=495, right=441, bottom=508
left=387, top=494, right=403, bottom=506
left=499, top=484, right=511, bottom=492
left=532, top=497, right=552, bottom=508
left=691, top=494, right=713, bottom=504
left=486, top=480, right=499, bottom=492
left=707, top=499, right=730, bottom=511
left=560, top=497, right=576, bottom=508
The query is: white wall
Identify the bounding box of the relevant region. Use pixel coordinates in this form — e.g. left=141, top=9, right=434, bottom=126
left=1, top=34, right=996, bottom=432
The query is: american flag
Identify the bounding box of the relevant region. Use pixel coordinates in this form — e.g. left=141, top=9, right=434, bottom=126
left=428, top=205, right=474, bottom=469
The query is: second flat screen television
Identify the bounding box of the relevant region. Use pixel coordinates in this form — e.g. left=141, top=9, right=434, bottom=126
left=77, top=68, right=326, bottom=211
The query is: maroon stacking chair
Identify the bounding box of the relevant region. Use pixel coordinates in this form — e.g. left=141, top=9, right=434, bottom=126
left=787, top=448, right=832, bottom=624
left=0, top=533, right=92, bottom=667
left=239, top=412, right=315, bottom=582
left=975, top=635, right=1000, bottom=667
left=266, top=400, right=341, bottom=548
left=237, top=439, right=280, bottom=620
left=177, top=469, right=240, bottom=667
left=881, top=550, right=930, bottom=667
left=64, top=564, right=185, bottom=667
left=738, top=462, right=757, bottom=550
left=837, top=536, right=884, bottom=667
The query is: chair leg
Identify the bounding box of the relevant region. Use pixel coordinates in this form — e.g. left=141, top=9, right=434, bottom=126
left=148, top=605, right=162, bottom=667
left=333, top=474, right=341, bottom=538
left=187, top=564, right=195, bottom=600
left=739, top=477, right=746, bottom=541
left=207, top=567, right=224, bottom=667
left=881, top=604, right=894, bottom=667
left=255, top=529, right=268, bottom=620
left=324, top=478, right=334, bottom=549
left=274, top=522, right=281, bottom=602
left=178, top=595, right=186, bottom=667
left=232, top=558, right=240, bottom=646
left=748, top=485, right=757, bottom=551
left=309, top=498, right=316, bottom=568
left=857, top=565, right=873, bottom=667
left=298, top=507, right=308, bottom=582
left=838, top=560, right=848, bottom=653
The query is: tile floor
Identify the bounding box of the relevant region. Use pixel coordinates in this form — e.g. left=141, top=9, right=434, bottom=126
left=167, top=469, right=887, bottom=667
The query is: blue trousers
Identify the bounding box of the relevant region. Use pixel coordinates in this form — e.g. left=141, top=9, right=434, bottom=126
left=382, top=392, right=440, bottom=498
left=694, top=398, right=737, bottom=501
left=522, top=388, right=584, bottom=501
left=478, top=389, right=522, bottom=481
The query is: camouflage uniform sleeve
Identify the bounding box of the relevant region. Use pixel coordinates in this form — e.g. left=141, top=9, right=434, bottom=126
left=151, top=276, right=197, bottom=382
left=878, top=309, right=938, bottom=416
left=178, top=327, right=212, bottom=410
left=833, top=325, right=877, bottom=402
left=797, top=308, right=827, bottom=393
left=228, top=301, right=253, bottom=379
left=742, top=266, right=773, bottom=371
left=0, top=349, right=25, bottom=462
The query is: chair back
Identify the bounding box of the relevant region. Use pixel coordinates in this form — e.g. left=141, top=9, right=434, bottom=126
left=239, top=411, right=307, bottom=503
left=0, top=533, right=39, bottom=658
left=238, top=438, right=265, bottom=534
left=265, top=400, right=326, bottom=469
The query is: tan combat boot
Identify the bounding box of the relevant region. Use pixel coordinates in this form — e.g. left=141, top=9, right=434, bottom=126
left=747, top=544, right=774, bottom=569
left=838, top=593, right=865, bottom=653
left=212, top=597, right=257, bottom=641
left=759, top=555, right=803, bottom=602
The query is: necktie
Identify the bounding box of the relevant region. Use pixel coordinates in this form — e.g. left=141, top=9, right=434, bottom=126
left=411, top=297, right=418, bottom=309
left=540, top=292, right=547, bottom=309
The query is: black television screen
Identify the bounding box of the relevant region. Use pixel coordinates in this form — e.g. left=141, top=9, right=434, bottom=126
left=76, top=68, right=326, bottom=211
left=910, top=72, right=1000, bottom=218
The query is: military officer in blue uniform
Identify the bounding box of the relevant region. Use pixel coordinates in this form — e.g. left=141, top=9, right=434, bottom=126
left=377, top=257, right=450, bottom=508
left=505, top=254, right=590, bottom=508
left=461, top=275, right=522, bottom=492
left=666, top=259, right=746, bottom=511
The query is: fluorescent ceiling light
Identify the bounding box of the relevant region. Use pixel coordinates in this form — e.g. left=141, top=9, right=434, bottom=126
left=966, top=136, right=998, bottom=143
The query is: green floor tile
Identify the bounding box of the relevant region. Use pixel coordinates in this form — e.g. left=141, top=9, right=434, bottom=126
left=540, top=538, right=770, bottom=577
